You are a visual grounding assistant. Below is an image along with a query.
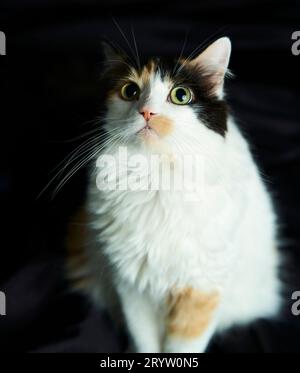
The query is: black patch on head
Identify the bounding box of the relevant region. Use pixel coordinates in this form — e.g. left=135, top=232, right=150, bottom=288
left=157, top=57, right=228, bottom=137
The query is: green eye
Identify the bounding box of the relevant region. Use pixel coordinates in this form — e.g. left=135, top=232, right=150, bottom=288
left=120, top=82, right=140, bottom=101
left=170, top=86, right=192, bottom=105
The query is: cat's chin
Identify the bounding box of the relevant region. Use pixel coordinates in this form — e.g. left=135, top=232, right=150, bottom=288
left=136, top=132, right=173, bottom=156
left=137, top=127, right=160, bottom=146
left=137, top=125, right=157, bottom=136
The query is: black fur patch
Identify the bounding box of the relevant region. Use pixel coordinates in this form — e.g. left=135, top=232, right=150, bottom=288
left=157, top=57, right=228, bottom=137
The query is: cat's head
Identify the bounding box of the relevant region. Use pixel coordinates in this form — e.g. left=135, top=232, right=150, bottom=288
left=100, top=37, right=231, bottom=155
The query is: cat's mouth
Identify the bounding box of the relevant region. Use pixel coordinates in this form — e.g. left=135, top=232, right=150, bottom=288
left=136, top=116, right=173, bottom=142
left=136, top=124, right=159, bottom=138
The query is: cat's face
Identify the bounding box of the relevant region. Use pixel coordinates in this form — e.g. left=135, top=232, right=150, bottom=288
left=100, top=37, right=231, bottom=155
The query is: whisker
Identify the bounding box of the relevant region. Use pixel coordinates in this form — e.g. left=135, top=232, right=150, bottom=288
left=51, top=132, right=126, bottom=197
left=131, top=25, right=141, bottom=70
left=112, top=17, right=138, bottom=69
left=173, top=28, right=190, bottom=74
left=38, top=122, right=132, bottom=198
left=50, top=124, right=130, bottom=174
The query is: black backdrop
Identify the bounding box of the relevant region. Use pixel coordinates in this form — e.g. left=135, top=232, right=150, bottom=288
left=0, top=0, right=300, bottom=352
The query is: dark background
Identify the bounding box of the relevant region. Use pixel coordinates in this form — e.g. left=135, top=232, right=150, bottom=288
left=0, top=0, right=300, bottom=352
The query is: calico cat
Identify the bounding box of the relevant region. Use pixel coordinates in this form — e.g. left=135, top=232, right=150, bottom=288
left=66, top=37, right=282, bottom=353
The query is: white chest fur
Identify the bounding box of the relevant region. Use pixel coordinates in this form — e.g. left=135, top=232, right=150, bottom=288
left=88, top=121, right=258, bottom=299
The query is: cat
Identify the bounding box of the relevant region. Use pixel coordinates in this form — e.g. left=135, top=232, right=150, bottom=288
left=66, top=37, right=282, bottom=353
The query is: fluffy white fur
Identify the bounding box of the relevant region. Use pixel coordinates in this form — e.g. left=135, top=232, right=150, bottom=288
left=79, top=38, right=281, bottom=353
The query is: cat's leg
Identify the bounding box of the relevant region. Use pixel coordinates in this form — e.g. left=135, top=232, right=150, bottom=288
left=118, top=284, right=161, bottom=353
left=163, top=287, right=219, bottom=353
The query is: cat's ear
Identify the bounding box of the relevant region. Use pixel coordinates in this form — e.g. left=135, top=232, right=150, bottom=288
left=101, top=40, right=127, bottom=64
left=190, top=37, right=231, bottom=97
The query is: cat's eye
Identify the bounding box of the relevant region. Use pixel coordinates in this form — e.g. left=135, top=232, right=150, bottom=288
left=120, top=82, right=140, bottom=101
left=170, top=86, right=192, bottom=105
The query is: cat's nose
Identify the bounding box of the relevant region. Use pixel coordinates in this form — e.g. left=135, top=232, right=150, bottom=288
left=139, top=110, right=157, bottom=121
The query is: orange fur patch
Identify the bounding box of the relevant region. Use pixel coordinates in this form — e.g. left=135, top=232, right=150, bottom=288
left=107, top=61, right=156, bottom=100
left=149, top=115, right=174, bottom=137
left=129, top=59, right=155, bottom=87
left=167, top=288, right=219, bottom=339
left=140, top=60, right=155, bottom=86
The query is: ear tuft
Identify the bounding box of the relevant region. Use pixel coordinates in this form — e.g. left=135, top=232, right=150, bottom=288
left=190, top=37, right=232, bottom=97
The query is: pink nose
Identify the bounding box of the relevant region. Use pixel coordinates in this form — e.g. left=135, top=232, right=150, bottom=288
left=139, top=110, right=156, bottom=121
